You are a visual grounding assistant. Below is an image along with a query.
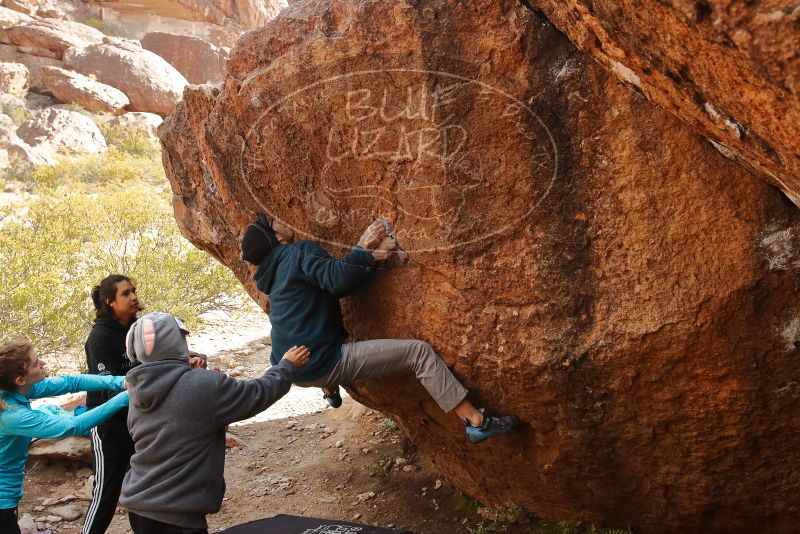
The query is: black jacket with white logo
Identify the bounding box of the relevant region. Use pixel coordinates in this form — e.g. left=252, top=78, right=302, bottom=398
left=85, top=316, right=138, bottom=436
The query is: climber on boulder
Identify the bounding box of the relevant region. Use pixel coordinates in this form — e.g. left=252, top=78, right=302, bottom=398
left=240, top=213, right=520, bottom=443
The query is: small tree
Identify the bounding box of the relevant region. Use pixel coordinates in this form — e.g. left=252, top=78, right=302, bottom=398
left=0, top=185, right=247, bottom=370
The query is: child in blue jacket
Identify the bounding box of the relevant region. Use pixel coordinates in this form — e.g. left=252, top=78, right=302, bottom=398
left=0, top=340, right=129, bottom=534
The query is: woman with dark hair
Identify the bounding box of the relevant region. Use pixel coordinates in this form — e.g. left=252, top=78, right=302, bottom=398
left=82, top=276, right=207, bottom=534
left=0, top=340, right=128, bottom=534
left=82, top=274, right=141, bottom=534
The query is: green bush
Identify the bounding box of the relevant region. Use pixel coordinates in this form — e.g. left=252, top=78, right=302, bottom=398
left=0, top=154, right=39, bottom=184
left=83, top=18, right=107, bottom=34
left=479, top=502, right=529, bottom=524
left=1, top=120, right=163, bottom=186
left=99, top=123, right=161, bottom=159
left=52, top=103, right=93, bottom=116
left=0, top=184, right=248, bottom=370
left=6, top=147, right=166, bottom=189
left=529, top=522, right=632, bottom=534
left=0, top=98, right=30, bottom=126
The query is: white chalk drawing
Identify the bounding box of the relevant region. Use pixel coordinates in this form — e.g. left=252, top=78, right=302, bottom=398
left=239, top=66, right=558, bottom=254
left=301, top=525, right=363, bottom=533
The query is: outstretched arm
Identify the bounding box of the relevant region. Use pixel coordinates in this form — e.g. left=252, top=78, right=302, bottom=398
left=29, top=375, right=125, bottom=400
left=0, top=391, right=129, bottom=438
left=299, top=243, right=377, bottom=297
left=214, top=346, right=310, bottom=426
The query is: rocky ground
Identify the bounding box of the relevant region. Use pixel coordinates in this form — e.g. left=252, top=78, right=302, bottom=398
left=18, top=311, right=564, bottom=534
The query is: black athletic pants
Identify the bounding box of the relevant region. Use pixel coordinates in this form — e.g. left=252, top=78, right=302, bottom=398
left=82, top=428, right=135, bottom=534
left=0, top=508, right=19, bottom=534
left=129, top=513, right=208, bottom=534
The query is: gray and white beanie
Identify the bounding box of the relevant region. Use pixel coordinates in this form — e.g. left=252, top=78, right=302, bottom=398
left=126, top=312, right=190, bottom=364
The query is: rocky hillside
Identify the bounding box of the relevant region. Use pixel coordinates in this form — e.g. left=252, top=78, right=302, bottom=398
left=157, top=0, right=800, bottom=532
left=0, top=0, right=269, bottom=169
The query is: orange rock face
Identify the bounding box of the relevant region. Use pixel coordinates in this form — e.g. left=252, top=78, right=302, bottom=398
left=160, top=1, right=800, bottom=531
left=525, top=0, right=800, bottom=205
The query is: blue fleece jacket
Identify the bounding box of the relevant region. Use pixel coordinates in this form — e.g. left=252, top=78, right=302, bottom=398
left=254, top=240, right=376, bottom=383
left=0, top=375, right=128, bottom=509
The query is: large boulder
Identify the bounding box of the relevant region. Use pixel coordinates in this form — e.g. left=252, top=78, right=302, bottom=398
left=526, top=0, right=800, bottom=207
left=0, top=112, right=57, bottom=168
left=2, top=0, right=36, bottom=17
left=0, top=61, right=28, bottom=96
left=63, top=42, right=188, bottom=116
left=141, top=32, right=228, bottom=84
left=0, top=43, right=62, bottom=92
left=0, top=17, right=105, bottom=59
left=17, top=108, right=106, bottom=155
left=72, top=1, right=285, bottom=46
left=5, top=138, right=55, bottom=167
left=40, top=66, right=129, bottom=114
left=129, top=0, right=286, bottom=29
left=159, top=1, right=800, bottom=532
left=0, top=5, right=34, bottom=29
left=231, top=0, right=287, bottom=28
left=0, top=7, right=61, bottom=92
left=2, top=0, right=74, bottom=19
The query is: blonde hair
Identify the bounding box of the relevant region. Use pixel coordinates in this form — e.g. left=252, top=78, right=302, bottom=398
left=0, top=340, right=33, bottom=411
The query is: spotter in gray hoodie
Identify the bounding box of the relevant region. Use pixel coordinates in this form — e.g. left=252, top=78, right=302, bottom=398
left=120, top=312, right=295, bottom=530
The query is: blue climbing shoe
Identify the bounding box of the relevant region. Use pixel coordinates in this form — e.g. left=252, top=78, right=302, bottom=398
left=465, top=410, right=520, bottom=444
left=323, top=387, right=342, bottom=409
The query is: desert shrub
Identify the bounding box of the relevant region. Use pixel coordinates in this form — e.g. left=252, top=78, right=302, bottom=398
left=478, top=502, right=530, bottom=524
left=52, top=103, right=93, bottom=116
left=83, top=18, right=107, bottom=33
left=366, top=455, right=393, bottom=477
left=455, top=494, right=482, bottom=516
left=0, top=184, right=247, bottom=370
left=529, top=522, right=632, bottom=534
left=99, top=123, right=160, bottom=159
left=0, top=154, right=39, bottom=184
left=0, top=98, right=30, bottom=126
left=8, top=147, right=166, bottom=189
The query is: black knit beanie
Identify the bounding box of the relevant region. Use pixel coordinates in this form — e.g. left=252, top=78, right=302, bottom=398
left=241, top=213, right=280, bottom=265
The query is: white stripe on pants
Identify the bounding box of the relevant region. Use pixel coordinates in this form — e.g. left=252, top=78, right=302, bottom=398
left=82, top=427, right=105, bottom=534
left=298, top=339, right=469, bottom=413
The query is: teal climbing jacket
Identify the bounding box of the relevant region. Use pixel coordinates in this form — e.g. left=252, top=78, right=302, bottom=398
left=0, top=375, right=128, bottom=509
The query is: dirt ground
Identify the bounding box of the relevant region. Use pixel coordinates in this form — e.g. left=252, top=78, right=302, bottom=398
left=21, top=402, right=539, bottom=534
left=18, top=312, right=602, bottom=534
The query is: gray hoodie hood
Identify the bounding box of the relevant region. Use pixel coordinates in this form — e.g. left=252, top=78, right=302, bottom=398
left=126, top=312, right=189, bottom=364
left=126, top=360, right=190, bottom=413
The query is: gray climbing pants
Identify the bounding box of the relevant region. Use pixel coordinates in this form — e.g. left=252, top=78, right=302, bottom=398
left=297, top=339, right=469, bottom=413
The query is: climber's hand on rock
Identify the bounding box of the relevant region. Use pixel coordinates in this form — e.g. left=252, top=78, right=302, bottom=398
left=282, top=345, right=310, bottom=368
left=372, top=236, right=397, bottom=262
left=377, top=218, right=395, bottom=237
left=358, top=220, right=388, bottom=250
left=378, top=235, right=398, bottom=251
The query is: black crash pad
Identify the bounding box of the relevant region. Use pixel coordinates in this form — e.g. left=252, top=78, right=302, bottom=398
left=222, top=515, right=415, bottom=534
